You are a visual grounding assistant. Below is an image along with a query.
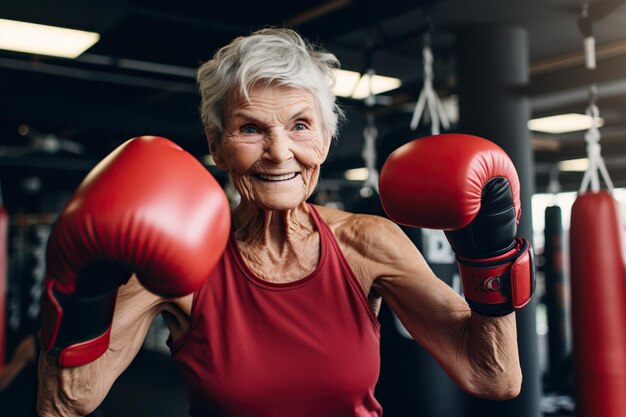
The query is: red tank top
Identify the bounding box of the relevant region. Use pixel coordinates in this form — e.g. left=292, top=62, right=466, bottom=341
left=168, top=204, right=382, bottom=417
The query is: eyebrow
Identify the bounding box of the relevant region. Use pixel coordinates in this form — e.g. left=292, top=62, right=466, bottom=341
left=290, top=108, right=314, bottom=120
left=231, top=107, right=314, bottom=123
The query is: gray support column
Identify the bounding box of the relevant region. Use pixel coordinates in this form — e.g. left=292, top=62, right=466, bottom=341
left=456, top=25, right=541, bottom=417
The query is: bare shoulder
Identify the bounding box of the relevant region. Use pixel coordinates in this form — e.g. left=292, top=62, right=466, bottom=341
left=312, top=204, right=414, bottom=282
left=314, top=205, right=409, bottom=256
left=312, top=203, right=397, bottom=236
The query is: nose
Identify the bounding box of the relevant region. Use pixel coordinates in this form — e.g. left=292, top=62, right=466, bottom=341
left=263, top=129, right=293, bottom=163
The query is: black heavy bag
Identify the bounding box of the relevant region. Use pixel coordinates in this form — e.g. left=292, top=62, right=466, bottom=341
left=543, top=205, right=569, bottom=386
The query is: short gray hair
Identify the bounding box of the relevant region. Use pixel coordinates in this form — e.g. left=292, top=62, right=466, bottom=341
left=197, top=27, right=344, bottom=142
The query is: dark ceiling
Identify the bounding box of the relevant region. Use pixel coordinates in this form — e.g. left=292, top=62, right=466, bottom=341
left=2, top=0, right=626, bottom=210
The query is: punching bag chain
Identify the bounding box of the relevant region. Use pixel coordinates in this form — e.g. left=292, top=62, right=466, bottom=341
left=409, top=32, right=450, bottom=135
left=360, top=110, right=379, bottom=197
left=578, top=6, right=614, bottom=194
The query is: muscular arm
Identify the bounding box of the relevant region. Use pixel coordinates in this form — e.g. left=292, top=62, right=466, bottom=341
left=364, top=216, right=521, bottom=400
left=37, top=275, right=164, bottom=417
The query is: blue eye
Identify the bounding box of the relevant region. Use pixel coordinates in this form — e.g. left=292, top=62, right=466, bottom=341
left=242, top=125, right=259, bottom=134
left=294, top=122, right=307, bottom=131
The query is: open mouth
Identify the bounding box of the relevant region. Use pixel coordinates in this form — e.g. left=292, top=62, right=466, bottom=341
left=255, top=172, right=299, bottom=182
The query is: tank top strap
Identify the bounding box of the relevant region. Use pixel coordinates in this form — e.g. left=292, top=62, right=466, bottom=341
left=307, top=204, right=380, bottom=330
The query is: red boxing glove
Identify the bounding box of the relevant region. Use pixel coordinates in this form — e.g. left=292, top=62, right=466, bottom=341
left=40, top=136, right=230, bottom=366
left=379, top=133, right=534, bottom=316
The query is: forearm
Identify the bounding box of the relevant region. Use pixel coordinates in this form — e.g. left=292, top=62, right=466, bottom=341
left=400, top=292, right=522, bottom=400
left=37, top=278, right=162, bottom=416
left=37, top=352, right=107, bottom=417
left=459, top=312, right=522, bottom=400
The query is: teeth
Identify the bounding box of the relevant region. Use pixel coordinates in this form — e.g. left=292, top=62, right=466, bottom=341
left=257, top=172, right=297, bottom=181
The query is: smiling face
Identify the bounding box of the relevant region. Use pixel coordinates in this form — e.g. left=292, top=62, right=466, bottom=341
left=210, top=84, right=331, bottom=211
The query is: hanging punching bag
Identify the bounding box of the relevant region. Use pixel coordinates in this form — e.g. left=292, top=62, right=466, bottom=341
left=569, top=191, right=626, bottom=416
left=544, top=205, right=570, bottom=388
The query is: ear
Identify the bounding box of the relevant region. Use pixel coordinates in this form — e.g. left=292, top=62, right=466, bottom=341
left=205, top=128, right=227, bottom=170
left=321, top=134, right=332, bottom=162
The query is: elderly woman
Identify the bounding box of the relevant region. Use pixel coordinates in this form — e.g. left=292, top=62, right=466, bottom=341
left=37, top=28, right=533, bottom=417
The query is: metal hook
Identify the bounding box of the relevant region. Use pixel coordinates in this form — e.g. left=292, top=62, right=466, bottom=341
left=589, top=83, right=598, bottom=107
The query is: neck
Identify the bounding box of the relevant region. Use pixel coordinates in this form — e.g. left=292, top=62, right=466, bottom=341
left=232, top=201, right=320, bottom=282
left=233, top=201, right=314, bottom=247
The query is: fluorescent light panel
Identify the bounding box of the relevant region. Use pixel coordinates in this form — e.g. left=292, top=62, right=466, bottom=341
left=528, top=113, right=604, bottom=134
left=334, top=69, right=401, bottom=99
left=344, top=167, right=369, bottom=181
left=0, top=18, right=100, bottom=59
left=558, top=158, right=589, bottom=172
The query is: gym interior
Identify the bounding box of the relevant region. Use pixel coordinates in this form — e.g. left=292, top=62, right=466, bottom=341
left=1, top=1, right=626, bottom=416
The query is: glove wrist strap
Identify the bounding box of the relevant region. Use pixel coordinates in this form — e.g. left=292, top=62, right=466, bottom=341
left=456, top=238, right=535, bottom=317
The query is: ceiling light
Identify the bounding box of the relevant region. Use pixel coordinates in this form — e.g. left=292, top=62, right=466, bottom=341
left=344, top=167, right=369, bottom=181
left=0, top=18, right=100, bottom=59
left=559, top=158, right=589, bottom=172
left=334, top=69, right=401, bottom=99
left=528, top=113, right=604, bottom=134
